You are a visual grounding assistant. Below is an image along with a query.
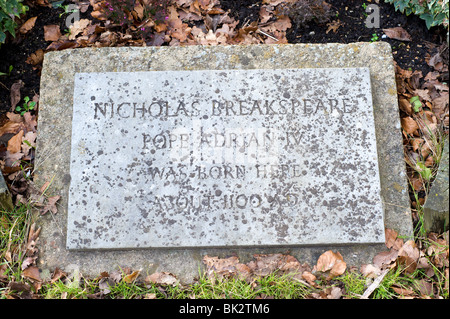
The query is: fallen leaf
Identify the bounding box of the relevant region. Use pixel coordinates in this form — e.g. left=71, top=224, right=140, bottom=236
left=0, top=121, right=22, bottom=136
left=259, top=6, right=273, bottom=24
left=391, top=284, right=415, bottom=296
left=46, top=39, right=79, bottom=51
left=373, top=249, right=398, bottom=268
left=69, top=19, right=91, bottom=40
left=313, top=250, right=347, bottom=279
left=203, top=255, right=242, bottom=278
left=0, top=263, right=7, bottom=280
left=6, top=111, right=23, bottom=123
left=401, top=116, right=419, bottom=135
left=25, top=49, right=44, bottom=66
left=327, top=286, right=342, bottom=299
left=385, top=228, right=398, bottom=249
left=22, top=266, right=41, bottom=282
left=27, top=222, right=41, bottom=243
left=40, top=195, right=61, bottom=215
left=7, top=282, right=33, bottom=299
left=145, top=272, right=178, bottom=286
left=361, top=264, right=382, bottom=278
left=122, top=269, right=140, bottom=283
left=19, top=17, right=37, bottom=34
left=10, top=80, right=24, bottom=111
left=23, top=111, right=38, bottom=133
left=35, top=0, right=52, bottom=7
left=382, top=27, right=412, bottom=41
left=416, top=279, right=433, bottom=296
left=50, top=267, right=67, bottom=283
left=7, top=130, right=24, bottom=154
left=44, top=25, right=62, bottom=41
left=398, top=97, right=413, bottom=115
left=21, top=131, right=37, bottom=155
left=397, top=240, right=420, bottom=273
left=326, top=20, right=342, bottom=34
left=427, top=52, right=444, bottom=71
left=301, top=271, right=317, bottom=285
left=21, top=257, right=36, bottom=270
left=410, top=138, right=424, bottom=152
left=4, top=151, right=24, bottom=168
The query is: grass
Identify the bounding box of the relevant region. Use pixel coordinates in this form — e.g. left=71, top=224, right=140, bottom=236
left=0, top=203, right=33, bottom=283
left=37, top=271, right=315, bottom=299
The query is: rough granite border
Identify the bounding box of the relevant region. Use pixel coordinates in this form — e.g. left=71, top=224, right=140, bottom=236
left=34, top=43, right=413, bottom=283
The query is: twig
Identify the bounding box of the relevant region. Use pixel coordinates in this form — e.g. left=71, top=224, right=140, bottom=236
left=0, top=81, right=9, bottom=91
left=360, top=268, right=390, bottom=299
left=257, top=29, right=278, bottom=41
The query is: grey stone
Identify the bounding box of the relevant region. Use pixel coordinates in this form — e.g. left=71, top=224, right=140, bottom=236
left=34, top=43, right=413, bottom=283
left=424, top=137, right=449, bottom=233
left=67, top=67, right=384, bottom=249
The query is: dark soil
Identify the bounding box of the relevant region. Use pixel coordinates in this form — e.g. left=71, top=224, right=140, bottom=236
left=221, top=0, right=447, bottom=74
left=0, top=2, right=93, bottom=117
left=0, top=0, right=447, bottom=114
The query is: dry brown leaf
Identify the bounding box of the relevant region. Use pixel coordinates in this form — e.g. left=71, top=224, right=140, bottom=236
left=410, top=138, right=424, bottom=152
left=145, top=272, right=178, bottom=286
left=21, top=257, right=36, bottom=270
left=0, top=121, right=22, bottom=136
left=385, top=228, right=398, bottom=249
left=7, top=281, right=33, bottom=299
left=383, top=27, right=412, bottom=41
left=51, top=267, right=67, bottom=284
left=259, top=6, right=273, bottom=24
left=263, top=0, right=297, bottom=5
left=373, top=249, right=398, bottom=268
left=0, top=264, right=7, bottom=280
left=10, top=80, right=24, bottom=111
left=22, top=266, right=41, bottom=282
left=327, top=286, right=342, bottom=299
left=175, top=0, right=194, bottom=6
left=401, top=117, right=419, bottom=135
left=414, top=89, right=432, bottom=102
left=44, top=25, right=62, bottom=42
left=399, top=97, right=413, bottom=115
left=23, top=111, right=38, bottom=132
left=35, top=0, right=52, bottom=7
left=301, top=271, right=317, bottom=285
left=4, top=150, right=24, bottom=167
left=7, top=130, right=24, bottom=154
left=313, top=250, right=347, bottom=279
left=397, top=240, right=420, bottom=273
left=21, top=131, right=37, bottom=155
left=416, top=279, right=433, bottom=296
left=391, top=285, right=415, bottom=296
left=69, top=19, right=91, bottom=40
left=427, top=52, right=444, bottom=71
left=360, top=264, right=381, bottom=278
left=40, top=195, right=61, bottom=215
left=6, top=111, right=22, bottom=123
left=122, top=269, right=140, bottom=283
left=25, top=49, right=44, bottom=66
left=28, top=222, right=41, bottom=243
left=203, top=255, right=241, bottom=277
left=19, top=17, right=37, bottom=34
left=326, top=20, right=342, bottom=34
left=411, top=175, right=425, bottom=191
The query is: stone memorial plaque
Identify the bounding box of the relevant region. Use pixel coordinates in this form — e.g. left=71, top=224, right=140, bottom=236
left=67, top=67, right=385, bottom=249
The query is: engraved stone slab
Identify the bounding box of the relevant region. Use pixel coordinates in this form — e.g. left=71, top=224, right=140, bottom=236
left=67, top=67, right=385, bottom=249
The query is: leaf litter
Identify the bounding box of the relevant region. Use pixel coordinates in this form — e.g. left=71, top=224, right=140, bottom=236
left=0, top=0, right=449, bottom=299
